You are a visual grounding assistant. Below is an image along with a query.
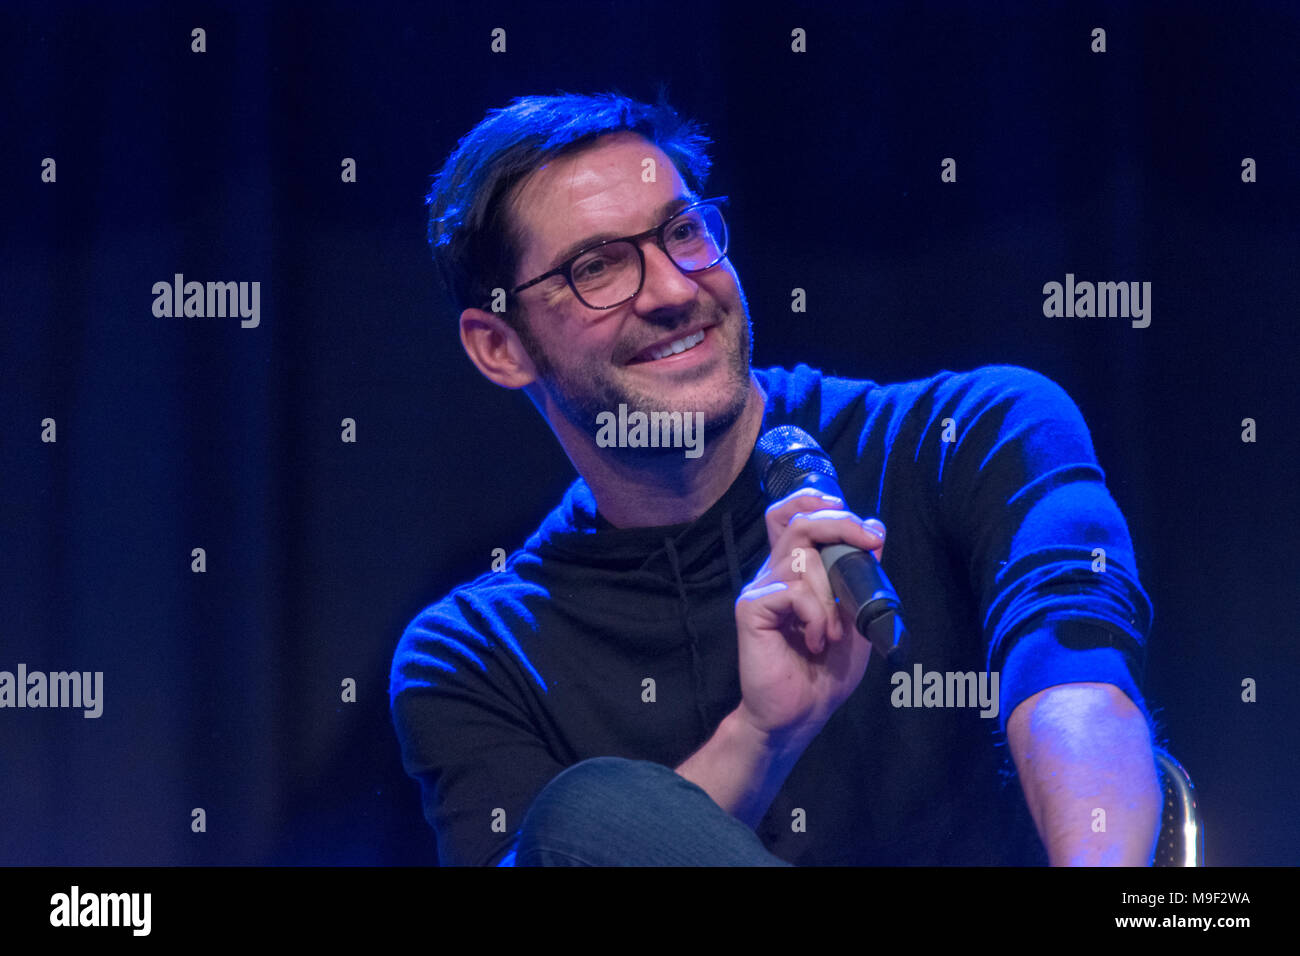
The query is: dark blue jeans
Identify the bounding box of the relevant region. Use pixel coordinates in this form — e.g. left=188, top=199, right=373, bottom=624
left=511, top=756, right=793, bottom=866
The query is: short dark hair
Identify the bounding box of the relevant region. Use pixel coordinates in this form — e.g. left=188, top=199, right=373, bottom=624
left=424, top=90, right=714, bottom=320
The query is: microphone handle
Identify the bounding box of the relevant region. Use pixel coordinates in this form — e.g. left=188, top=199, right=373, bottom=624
left=821, top=544, right=907, bottom=663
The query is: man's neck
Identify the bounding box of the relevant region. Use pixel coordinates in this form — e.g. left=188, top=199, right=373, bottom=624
left=555, top=377, right=767, bottom=529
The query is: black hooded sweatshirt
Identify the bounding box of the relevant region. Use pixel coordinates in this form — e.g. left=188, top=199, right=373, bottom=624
left=389, top=363, right=1154, bottom=866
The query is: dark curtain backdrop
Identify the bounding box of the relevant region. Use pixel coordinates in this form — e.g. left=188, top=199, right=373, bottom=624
left=2, top=0, right=1296, bottom=865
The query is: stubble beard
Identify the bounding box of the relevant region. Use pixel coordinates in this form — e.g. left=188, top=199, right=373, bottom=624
left=521, top=302, right=755, bottom=456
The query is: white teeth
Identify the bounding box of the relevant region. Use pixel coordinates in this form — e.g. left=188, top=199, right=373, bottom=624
left=645, top=329, right=705, bottom=361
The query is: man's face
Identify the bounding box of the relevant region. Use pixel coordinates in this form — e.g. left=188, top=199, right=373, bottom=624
left=504, top=132, right=753, bottom=446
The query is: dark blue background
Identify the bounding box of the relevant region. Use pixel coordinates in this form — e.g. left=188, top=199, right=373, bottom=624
left=2, top=0, right=1296, bottom=865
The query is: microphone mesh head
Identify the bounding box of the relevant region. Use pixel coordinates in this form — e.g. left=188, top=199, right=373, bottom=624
left=755, top=425, right=839, bottom=500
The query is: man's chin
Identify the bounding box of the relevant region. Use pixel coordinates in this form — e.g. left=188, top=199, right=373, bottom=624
left=618, top=370, right=748, bottom=424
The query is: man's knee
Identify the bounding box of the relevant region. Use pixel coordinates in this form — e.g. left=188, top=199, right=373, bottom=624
left=522, top=757, right=668, bottom=831
left=515, top=756, right=790, bottom=866
left=516, top=757, right=682, bottom=862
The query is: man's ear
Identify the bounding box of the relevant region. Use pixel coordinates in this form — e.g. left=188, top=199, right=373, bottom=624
left=459, top=307, right=538, bottom=389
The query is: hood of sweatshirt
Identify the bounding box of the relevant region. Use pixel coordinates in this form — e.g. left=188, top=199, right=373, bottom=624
left=530, top=450, right=769, bottom=597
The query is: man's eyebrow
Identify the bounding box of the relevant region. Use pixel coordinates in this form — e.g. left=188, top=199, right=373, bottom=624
left=543, top=196, right=694, bottom=273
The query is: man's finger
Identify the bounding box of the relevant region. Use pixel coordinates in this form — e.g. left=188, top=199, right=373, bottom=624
left=772, top=510, right=884, bottom=562
left=738, top=577, right=830, bottom=655
left=764, top=490, right=843, bottom=549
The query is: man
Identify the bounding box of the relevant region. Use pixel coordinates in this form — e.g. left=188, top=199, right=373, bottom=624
left=390, top=91, right=1162, bottom=866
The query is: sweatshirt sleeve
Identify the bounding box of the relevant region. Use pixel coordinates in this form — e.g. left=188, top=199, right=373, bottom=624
left=935, top=365, right=1155, bottom=736
left=389, top=593, right=565, bottom=866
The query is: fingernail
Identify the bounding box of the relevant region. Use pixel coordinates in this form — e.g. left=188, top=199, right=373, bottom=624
left=864, top=519, right=885, bottom=537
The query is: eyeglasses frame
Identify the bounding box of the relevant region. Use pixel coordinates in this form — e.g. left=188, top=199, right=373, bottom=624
left=493, top=195, right=730, bottom=312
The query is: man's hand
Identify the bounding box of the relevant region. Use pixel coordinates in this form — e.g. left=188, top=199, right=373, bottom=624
left=674, top=490, right=885, bottom=827
left=732, top=490, right=885, bottom=750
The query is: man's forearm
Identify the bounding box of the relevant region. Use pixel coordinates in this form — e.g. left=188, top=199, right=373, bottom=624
left=675, top=706, right=812, bottom=829
left=1007, top=681, right=1162, bottom=865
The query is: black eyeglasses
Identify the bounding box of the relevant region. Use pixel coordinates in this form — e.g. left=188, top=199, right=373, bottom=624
left=499, top=196, right=729, bottom=311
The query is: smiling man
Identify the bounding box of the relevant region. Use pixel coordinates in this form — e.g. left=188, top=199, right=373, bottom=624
left=457, top=130, right=763, bottom=529
left=389, top=91, right=1163, bottom=867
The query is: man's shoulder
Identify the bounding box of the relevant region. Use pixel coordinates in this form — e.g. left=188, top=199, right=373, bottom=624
left=388, top=552, right=548, bottom=701
left=758, top=361, right=1075, bottom=413
left=389, top=462, right=601, bottom=689
left=401, top=544, right=547, bottom=631
left=914, top=363, right=1091, bottom=441
left=925, top=362, right=1076, bottom=405
left=755, top=361, right=1071, bottom=441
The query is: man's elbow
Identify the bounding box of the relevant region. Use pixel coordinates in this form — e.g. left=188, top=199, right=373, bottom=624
left=1007, top=682, right=1161, bottom=865
left=1008, top=681, right=1153, bottom=758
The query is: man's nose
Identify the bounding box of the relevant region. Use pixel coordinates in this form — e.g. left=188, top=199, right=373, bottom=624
left=631, top=241, right=700, bottom=316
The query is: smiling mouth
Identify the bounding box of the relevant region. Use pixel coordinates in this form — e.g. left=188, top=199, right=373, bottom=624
left=626, top=328, right=709, bottom=364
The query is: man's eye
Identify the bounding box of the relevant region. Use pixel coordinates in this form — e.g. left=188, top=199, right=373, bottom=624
left=573, top=253, right=617, bottom=281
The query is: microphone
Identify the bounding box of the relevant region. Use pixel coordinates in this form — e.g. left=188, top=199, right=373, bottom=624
left=754, top=425, right=907, bottom=663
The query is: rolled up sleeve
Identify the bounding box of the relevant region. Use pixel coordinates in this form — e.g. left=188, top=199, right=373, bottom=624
left=937, top=366, right=1155, bottom=736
